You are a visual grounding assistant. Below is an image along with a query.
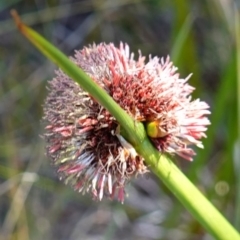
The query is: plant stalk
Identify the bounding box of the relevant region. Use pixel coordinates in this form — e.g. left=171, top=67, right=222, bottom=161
left=11, top=10, right=240, bottom=240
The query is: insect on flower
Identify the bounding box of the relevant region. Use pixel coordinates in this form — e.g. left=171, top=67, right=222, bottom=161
left=43, top=42, right=210, bottom=203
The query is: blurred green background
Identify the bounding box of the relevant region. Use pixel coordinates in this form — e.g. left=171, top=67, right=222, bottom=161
left=0, top=0, right=239, bottom=239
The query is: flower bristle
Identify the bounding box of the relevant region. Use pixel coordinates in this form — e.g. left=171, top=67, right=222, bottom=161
left=43, top=42, right=210, bottom=202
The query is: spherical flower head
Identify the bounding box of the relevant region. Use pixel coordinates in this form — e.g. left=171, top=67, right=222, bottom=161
left=43, top=42, right=210, bottom=202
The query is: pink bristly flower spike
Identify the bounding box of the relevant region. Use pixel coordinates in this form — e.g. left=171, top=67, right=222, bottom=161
left=43, top=43, right=210, bottom=203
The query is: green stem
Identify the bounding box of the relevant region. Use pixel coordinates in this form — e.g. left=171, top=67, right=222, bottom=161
left=11, top=10, right=240, bottom=240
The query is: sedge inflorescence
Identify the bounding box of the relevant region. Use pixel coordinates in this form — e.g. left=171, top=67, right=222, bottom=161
left=43, top=42, right=210, bottom=202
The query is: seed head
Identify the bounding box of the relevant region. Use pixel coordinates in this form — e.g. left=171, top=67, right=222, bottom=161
left=43, top=43, right=210, bottom=202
